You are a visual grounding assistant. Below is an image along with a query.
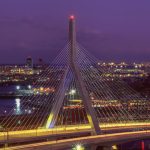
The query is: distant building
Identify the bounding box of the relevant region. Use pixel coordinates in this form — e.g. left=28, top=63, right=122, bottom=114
left=97, top=61, right=149, bottom=79
left=26, top=57, right=33, bottom=68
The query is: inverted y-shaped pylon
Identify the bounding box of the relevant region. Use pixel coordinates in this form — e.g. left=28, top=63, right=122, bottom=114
left=46, top=15, right=101, bottom=135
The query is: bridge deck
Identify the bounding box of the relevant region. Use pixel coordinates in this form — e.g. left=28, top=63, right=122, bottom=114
left=2, top=130, right=150, bottom=150
left=0, top=122, right=150, bottom=145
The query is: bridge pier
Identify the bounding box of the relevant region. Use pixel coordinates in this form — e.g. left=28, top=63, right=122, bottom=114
left=102, top=146, right=112, bottom=150
left=4, top=143, right=8, bottom=148
left=89, top=145, right=98, bottom=150
left=88, top=145, right=112, bottom=150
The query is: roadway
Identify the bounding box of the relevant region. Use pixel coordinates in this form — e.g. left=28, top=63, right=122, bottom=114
left=0, top=122, right=150, bottom=145
left=1, top=130, right=150, bottom=150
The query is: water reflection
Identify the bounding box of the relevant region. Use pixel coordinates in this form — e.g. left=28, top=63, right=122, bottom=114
left=0, top=97, right=34, bottom=116
left=15, top=98, right=21, bottom=115
left=0, top=84, right=37, bottom=117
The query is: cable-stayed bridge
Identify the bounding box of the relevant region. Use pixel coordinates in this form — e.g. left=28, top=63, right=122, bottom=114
left=0, top=16, right=150, bottom=149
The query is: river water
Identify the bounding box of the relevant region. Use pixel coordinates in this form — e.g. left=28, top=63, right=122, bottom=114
left=0, top=85, right=150, bottom=150
left=0, top=98, right=22, bottom=116
left=0, top=85, right=30, bottom=116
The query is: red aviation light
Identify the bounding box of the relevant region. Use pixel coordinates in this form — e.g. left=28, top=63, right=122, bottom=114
left=70, top=15, right=75, bottom=20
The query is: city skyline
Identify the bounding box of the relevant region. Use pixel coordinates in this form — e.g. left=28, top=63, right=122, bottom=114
left=0, top=0, right=150, bottom=63
left=0, top=5, right=150, bottom=149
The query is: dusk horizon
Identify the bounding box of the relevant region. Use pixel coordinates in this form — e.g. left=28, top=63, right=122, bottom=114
left=0, top=0, right=150, bottom=63
left=0, top=1, right=150, bottom=150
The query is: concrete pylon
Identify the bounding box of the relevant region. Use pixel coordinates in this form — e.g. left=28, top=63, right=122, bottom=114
left=46, top=16, right=101, bottom=135
left=68, top=15, right=101, bottom=135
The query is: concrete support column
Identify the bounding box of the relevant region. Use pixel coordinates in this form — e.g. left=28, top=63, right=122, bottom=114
left=88, top=145, right=112, bottom=150
left=90, top=145, right=98, bottom=150
left=102, top=146, right=112, bottom=150
left=69, top=15, right=101, bottom=135
left=4, top=143, right=8, bottom=148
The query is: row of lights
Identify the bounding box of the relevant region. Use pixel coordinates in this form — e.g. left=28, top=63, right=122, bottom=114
left=16, top=85, right=32, bottom=90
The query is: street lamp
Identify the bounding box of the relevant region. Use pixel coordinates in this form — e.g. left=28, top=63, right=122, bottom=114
left=73, top=144, right=84, bottom=150
left=69, top=89, right=76, bottom=95
left=28, top=85, right=32, bottom=89
left=16, top=85, right=20, bottom=90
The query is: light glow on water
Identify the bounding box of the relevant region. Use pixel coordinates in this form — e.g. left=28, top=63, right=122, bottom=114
left=15, top=98, right=21, bottom=114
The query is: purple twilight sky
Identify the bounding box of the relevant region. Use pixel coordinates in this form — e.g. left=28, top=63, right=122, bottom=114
left=0, top=0, right=150, bottom=64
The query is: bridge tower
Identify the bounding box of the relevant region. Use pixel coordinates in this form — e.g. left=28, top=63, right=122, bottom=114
left=68, top=15, right=101, bottom=135
left=46, top=15, right=101, bottom=135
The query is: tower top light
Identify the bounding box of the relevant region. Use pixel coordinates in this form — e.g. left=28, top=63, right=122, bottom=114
left=70, top=15, right=75, bottom=20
